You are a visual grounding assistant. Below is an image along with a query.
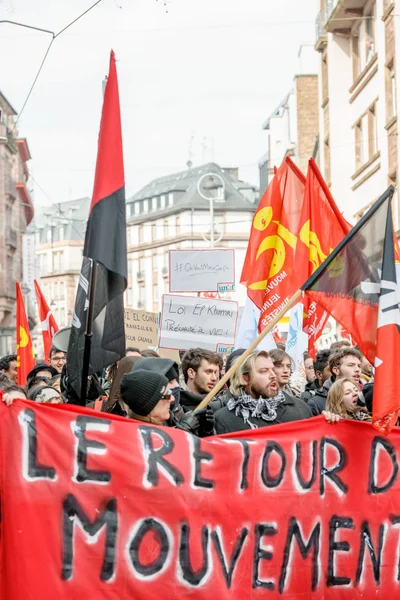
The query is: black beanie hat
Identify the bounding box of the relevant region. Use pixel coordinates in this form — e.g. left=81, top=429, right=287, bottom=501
left=131, top=357, right=179, bottom=383
left=120, top=369, right=169, bottom=416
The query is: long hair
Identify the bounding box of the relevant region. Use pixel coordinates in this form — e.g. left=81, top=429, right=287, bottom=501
left=326, top=377, right=358, bottom=417
left=230, top=351, right=270, bottom=396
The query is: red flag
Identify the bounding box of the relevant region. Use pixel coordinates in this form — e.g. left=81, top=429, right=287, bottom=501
left=67, top=50, right=127, bottom=396
left=371, top=202, right=400, bottom=434
left=240, top=158, right=306, bottom=327
left=16, top=282, right=35, bottom=386
left=301, top=186, right=394, bottom=366
left=34, top=280, right=59, bottom=362
left=297, top=159, right=351, bottom=356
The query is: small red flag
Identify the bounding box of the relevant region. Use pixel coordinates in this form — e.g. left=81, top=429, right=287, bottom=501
left=34, top=280, right=59, bottom=362
left=297, top=159, right=351, bottom=356
left=16, top=282, right=35, bottom=386
left=240, top=157, right=306, bottom=327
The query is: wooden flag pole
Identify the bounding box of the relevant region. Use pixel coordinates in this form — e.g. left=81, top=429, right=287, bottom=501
left=194, top=289, right=303, bottom=412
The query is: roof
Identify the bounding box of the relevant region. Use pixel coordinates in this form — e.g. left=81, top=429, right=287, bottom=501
left=127, top=162, right=258, bottom=223
left=0, top=90, right=17, bottom=116
left=30, top=197, right=91, bottom=242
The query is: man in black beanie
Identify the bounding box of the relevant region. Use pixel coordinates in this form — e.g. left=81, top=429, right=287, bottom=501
left=130, top=357, right=214, bottom=437
left=121, top=370, right=174, bottom=425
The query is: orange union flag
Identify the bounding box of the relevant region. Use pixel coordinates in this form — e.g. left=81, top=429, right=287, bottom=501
left=241, top=157, right=306, bottom=328
left=16, top=282, right=35, bottom=386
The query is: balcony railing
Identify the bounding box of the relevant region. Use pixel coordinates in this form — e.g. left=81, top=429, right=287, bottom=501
left=315, top=0, right=339, bottom=44
left=5, top=229, right=17, bottom=248
left=137, top=271, right=145, bottom=283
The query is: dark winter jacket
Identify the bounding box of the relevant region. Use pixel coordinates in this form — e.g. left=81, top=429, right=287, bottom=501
left=179, top=383, right=205, bottom=412
left=307, top=377, right=334, bottom=415
left=301, top=379, right=319, bottom=403
left=214, top=391, right=312, bottom=434
left=209, top=388, right=233, bottom=412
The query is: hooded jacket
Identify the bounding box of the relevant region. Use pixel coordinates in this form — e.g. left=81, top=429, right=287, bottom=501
left=307, top=377, right=334, bottom=415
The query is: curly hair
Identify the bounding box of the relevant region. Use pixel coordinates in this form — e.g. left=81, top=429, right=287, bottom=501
left=328, top=347, right=362, bottom=375
left=0, top=354, right=17, bottom=373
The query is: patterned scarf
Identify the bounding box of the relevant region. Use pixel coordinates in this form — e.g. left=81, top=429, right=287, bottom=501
left=227, top=390, right=286, bottom=429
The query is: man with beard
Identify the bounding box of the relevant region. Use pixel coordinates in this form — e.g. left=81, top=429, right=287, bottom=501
left=214, top=350, right=338, bottom=433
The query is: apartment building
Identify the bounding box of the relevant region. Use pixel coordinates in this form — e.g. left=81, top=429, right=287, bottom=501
left=0, top=91, right=34, bottom=355
left=315, top=0, right=400, bottom=226
left=33, top=198, right=90, bottom=328
left=126, top=163, right=258, bottom=312
left=259, top=44, right=320, bottom=191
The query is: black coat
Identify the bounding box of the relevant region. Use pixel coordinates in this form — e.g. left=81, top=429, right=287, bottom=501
left=214, top=391, right=312, bottom=434
left=307, top=378, right=334, bottom=415
left=180, top=387, right=204, bottom=412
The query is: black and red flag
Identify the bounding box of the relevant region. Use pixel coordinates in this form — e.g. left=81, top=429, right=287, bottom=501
left=67, top=50, right=127, bottom=397
left=301, top=186, right=400, bottom=433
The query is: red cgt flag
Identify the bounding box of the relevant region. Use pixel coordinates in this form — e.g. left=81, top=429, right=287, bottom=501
left=34, top=280, right=59, bottom=362
left=16, top=282, right=35, bottom=386
left=297, top=159, right=351, bottom=357
left=240, top=157, right=306, bottom=328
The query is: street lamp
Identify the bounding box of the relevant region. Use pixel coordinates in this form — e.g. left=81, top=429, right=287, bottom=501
left=197, top=172, right=225, bottom=248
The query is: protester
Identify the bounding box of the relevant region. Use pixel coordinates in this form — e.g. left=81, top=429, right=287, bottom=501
left=360, top=354, right=373, bottom=385
left=0, top=385, right=27, bottom=405
left=140, top=349, right=160, bottom=358
left=269, top=349, right=297, bottom=396
left=301, top=348, right=331, bottom=403
left=28, top=385, right=63, bottom=404
left=131, top=357, right=214, bottom=436
left=304, top=354, right=316, bottom=386
left=49, top=346, right=66, bottom=374
left=308, top=347, right=363, bottom=415
left=120, top=370, right=175, bottom=425
left=209, top=348, right=247, bottom=412
left=26, top=364, right=58, bottom=390
left=329, top=340, right=351, bottom=352
left=180, top=348, right=220, bottom=411
left=126, top=347, right=142, bottom=357
left=326, top=378, right=370, bottom=421
left=214, top=351, right=314, bottom=433
left=104, top=355, right=142, bottom=414
left=0, top=354, right=18, bottom=383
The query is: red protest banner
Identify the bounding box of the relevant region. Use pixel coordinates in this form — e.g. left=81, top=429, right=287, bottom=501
left=1, top=400, right=400, bottom=599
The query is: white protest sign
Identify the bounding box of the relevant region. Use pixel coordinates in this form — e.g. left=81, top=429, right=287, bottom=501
left=159, top=294, right=238, bottom=351
left=169, top=249, right=235, bottom=293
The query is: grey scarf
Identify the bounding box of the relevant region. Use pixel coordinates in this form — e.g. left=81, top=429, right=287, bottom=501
left=227, top=390, right=286, bottom=429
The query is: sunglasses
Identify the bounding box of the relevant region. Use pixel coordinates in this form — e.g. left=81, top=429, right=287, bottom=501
left=160, top=393, right=173, bottom=400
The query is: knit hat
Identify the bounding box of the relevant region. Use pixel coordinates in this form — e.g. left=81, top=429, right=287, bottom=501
left=131, top=357, right=179, bottom=383
left=27, top=363, right=58, bottom=382
left=121, top=369, right=169, bottom=416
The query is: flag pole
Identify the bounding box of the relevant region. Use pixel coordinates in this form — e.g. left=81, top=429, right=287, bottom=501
left=195, top=288, right=303, bottom=411
left=80, top=260, right=98, bottom=403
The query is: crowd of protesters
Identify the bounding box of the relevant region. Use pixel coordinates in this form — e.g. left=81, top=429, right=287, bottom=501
left=0, top=334, right=379, bottom=434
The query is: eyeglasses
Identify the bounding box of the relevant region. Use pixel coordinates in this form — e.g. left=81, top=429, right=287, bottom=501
left=160, top=393, right=173, bottom=400
left=305, top=366, right=315, bottom=370
left=51, top=356, right=66, bottom=363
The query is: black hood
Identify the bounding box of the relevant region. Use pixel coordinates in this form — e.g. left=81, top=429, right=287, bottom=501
left=131, top=357, right=179, bottom=382
left=180, top=387, right=205, bottom=412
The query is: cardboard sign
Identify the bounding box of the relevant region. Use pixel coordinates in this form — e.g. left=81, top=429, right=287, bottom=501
left=124, top=308, right=158, bottom=350
left=169, top=249, right=235, bottom=293
left=1, top=401, right=400, bottom=600
left=159, top=294, right=237, bottom=351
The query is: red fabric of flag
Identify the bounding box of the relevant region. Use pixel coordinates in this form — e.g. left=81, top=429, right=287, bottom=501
left=34, top=280, right=59, bottom=362
left=16, top=282, right=35, bottom=386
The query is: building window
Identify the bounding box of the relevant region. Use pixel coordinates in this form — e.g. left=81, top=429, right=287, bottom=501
left=161, top=195, right=166, bottom=209
left=53, top=251, right=64, bottom=273
left=143, top=199, right=149, bottom=213
left=354, top=102, right=378, bottom=170
left=352, top=33, right=360, bottom=79
left=139, top=285, right=146, bottom=306
left=386, top=62, right=397, bottom=121
left=153, top=283, right=159, bottom=303
left=59, top=226, right=65, bottom=241
left=152, top=222, right=157, bottom=241
left=134, top=202, right=140, bottom=215
left=46, top=228, right=52, bottom=243
left=139, top=225, right=144, bottom=243
left=176, top=215, right=180, bottom=234
left=54, top=282, right=59, bottom=299
left=164, top=219, right=169, bottom=237
left=60, top=282, right=65, bottom=300
left=168, top=192, right=174, bottom=206
left=365, top=5, right=375, bottom=65
left=139, top=257, right=145, bottom=273
left=152, top=254, right=158, bottom=272
left=39, top=253, right=48, bottom=274
left=152, top=197, right=157, bottom=210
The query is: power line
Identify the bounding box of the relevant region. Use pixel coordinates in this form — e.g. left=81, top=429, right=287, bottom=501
left=6, top=0, right=104, bottom=131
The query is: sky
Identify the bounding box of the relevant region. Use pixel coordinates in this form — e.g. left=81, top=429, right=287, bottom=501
left=0, top=0, right=319, bottom=208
